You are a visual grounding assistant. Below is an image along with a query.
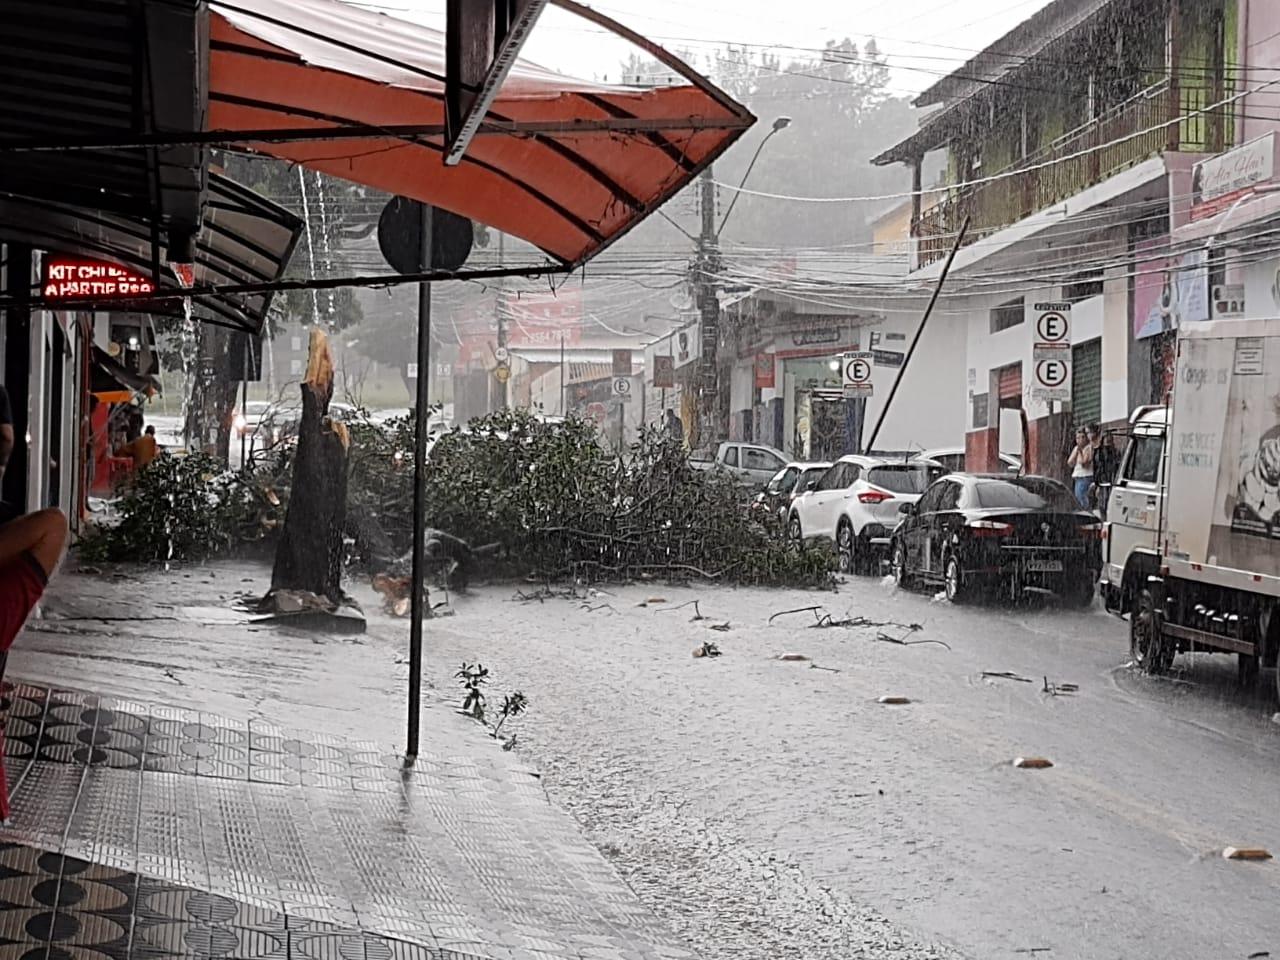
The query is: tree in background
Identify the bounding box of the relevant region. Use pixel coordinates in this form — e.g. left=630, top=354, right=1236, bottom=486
left=178, top=152, right=372, bottom=459
left=703, top=38, right=917, bottom=250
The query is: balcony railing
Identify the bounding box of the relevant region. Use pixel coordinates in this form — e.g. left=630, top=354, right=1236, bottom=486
left=913, top=81, right=1223, bottom=268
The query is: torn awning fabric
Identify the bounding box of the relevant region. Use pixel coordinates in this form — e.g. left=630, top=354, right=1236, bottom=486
left=207, top=0, right=754, bottom=265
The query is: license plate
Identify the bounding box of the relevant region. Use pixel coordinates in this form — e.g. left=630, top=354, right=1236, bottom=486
left=1027, top=559, right=1063, bottom=573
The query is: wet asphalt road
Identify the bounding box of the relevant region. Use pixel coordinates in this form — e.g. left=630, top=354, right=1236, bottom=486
left=423, top=575, right=1280, bottom=960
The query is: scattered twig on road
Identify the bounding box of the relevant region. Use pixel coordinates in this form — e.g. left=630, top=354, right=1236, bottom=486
left=768, top=605, right=824, bottom=624
left=809, top=663, right=841, bottom=673
left=163, top=668, right=185, bottom=686
left=693, top=642, right=722, bottom=658
left=709, top=622, right=731, bottom=632
left=665, top=599, right=708, bottom=621
left=875, top=631, right=951, bottom=650
left=1013, top=949, right=1052, bottom=956
left=1043, top=676, right=1079, bottom=696
left=580, top=602, right=618, bottom=615
left=982, top=670, right=1035, bottom=683
left=513, top=585, right=582, bottom=604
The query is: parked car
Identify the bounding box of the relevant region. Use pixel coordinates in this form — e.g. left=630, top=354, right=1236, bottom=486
left=914, top=447, right=1021, bottom=474
left=753, top=461, right=832, bottom=525
left=890, top=473, right=1103, bottom=605
left=690, top=441, right=789, bottom=488
left=788, top=456, right=946, bottom=574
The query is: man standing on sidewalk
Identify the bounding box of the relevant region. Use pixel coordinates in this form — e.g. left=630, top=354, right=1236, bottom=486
left=0, top=508, right=67, bottom=650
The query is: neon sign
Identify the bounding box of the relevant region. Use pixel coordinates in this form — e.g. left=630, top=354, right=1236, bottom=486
left=42, top=256, right=155, bottom=300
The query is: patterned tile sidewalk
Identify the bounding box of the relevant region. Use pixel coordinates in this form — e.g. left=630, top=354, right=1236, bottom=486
left=0, top=681, right=692, bottom=960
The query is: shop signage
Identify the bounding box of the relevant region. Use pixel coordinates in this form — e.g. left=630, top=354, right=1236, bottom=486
left=652, top=354, right=674, bottom=389
left=42, top=256, right=154, bottom=300
left=612, top=349, right=632, bottom=376
left=872, top=349, right=904, bottom=368
left=672, top=322, right=701, bottom=369
left=1211, top=283, right=1246, bottom=319
left=790, top=326, right=842, bottom=348
left=754, top=352, right=775, bottom=389
left=1191, top=133, right=1275, bottom=220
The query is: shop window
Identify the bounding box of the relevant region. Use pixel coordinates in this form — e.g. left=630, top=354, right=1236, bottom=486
left=990, top=297, right=1025, bottom=333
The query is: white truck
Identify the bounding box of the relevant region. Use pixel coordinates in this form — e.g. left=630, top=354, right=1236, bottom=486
left=1102, top=319, right=1280, bottom=695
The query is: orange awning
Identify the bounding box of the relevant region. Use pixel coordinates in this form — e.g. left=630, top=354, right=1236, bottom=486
left=207, top=0, right=753, bottom=266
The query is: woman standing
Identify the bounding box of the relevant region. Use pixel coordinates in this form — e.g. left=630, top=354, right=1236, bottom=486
left=1067, top=427, right=1094, bottom=508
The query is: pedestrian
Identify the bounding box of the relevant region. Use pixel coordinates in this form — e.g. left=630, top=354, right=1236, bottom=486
left=1068, top=426, right=1094, bottom=508
left=664, top=408, right=683, bottom=444
left=115, top=424, right=159, bottom=472
left=0, top=508, right=67, bottom=652
left=1089, top=423, right=1118, bottom=517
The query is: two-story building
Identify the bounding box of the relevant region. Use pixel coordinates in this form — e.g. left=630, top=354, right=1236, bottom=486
left=874, top=0, right=1245, bottom=477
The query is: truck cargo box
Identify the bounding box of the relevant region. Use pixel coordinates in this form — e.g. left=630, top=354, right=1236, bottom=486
left=1165, top=318, right=1280, bottom=594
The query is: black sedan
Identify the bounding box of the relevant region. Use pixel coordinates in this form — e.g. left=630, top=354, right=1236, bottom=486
left=889, top=473, right=1103, bottom=605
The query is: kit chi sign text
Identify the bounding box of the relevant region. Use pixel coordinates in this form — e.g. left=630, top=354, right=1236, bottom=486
left=43, top=257, right=155, bottom=300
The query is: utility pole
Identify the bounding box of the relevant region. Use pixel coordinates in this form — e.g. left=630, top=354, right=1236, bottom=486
left=494, top=230, right=507, bottom=411
left=695, top=167, right=720, bottom=449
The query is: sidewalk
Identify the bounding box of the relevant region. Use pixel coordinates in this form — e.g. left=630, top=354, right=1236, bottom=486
left=0, top=561, right=692, bottom=960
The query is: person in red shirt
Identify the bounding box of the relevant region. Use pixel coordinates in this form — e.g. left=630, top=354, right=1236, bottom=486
left=0, top=508, right=67, bottom=650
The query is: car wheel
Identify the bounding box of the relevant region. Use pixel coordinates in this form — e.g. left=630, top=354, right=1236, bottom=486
left=1129, top=586, right=1172, bottom=675
left=836, top=520, right=855, bottom=574
left=788, top=514, right=803, bottom=544
left=944, top=553, right=970, bottom=604
left=891, top=540, right=914, bottom=590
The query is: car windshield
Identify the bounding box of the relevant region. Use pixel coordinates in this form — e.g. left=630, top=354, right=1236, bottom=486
left=974, top=478, right=1079, bottom=511
left=867, top=464, right=942, bottom=494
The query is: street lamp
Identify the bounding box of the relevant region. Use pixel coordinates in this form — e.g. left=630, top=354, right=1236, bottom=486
left=716, top=116, right=791, bottom=237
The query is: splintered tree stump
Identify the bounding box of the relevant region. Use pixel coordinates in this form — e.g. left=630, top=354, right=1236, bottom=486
left=270, top=329, right=350, bottom=606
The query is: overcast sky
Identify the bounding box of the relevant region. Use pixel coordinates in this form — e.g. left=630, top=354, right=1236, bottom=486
left=387, top=0, right=1058, bottom=96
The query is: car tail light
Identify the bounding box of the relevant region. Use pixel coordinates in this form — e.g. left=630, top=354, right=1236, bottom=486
left=1078, top=522, right=1105, bottom=540
left=858, top=490, right=894, bottom=504
left=969, top=520, right=1013, bottom=537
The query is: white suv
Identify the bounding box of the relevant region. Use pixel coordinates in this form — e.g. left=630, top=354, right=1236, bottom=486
left=789, top=456, right=945, bottom=574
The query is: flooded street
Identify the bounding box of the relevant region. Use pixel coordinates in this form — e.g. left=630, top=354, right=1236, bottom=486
left=421, top=577, right=1280, bottom=960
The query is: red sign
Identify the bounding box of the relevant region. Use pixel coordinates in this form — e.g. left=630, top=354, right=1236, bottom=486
left=502, top=289, right=583, bottom=348
left=42, top=256, right=154, bottom=300
left=754, top=352, right=775, bottom=389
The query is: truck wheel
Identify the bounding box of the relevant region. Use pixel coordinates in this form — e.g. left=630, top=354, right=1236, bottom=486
left=1130, top=587, right=1172, bottom=675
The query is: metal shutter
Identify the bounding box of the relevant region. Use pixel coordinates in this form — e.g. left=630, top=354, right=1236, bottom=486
left=996, top=363, right=1022, bottom=405
left=1072, top=338, right=1101, bottom=425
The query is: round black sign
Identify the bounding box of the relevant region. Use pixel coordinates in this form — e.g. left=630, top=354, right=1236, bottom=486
left=377, top=198, right=475, bottom=274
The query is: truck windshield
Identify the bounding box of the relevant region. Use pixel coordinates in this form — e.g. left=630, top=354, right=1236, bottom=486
left=974, top=478, right=1079, bottom=511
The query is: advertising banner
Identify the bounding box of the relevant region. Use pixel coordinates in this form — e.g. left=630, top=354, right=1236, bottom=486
left=1166, top=333, right=1280, bottom=575
left=1133, top=241, right=1208, bottom=340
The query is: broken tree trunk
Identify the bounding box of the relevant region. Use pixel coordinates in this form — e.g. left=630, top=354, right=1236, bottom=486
left=269, top=329, right=350, bottom=605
